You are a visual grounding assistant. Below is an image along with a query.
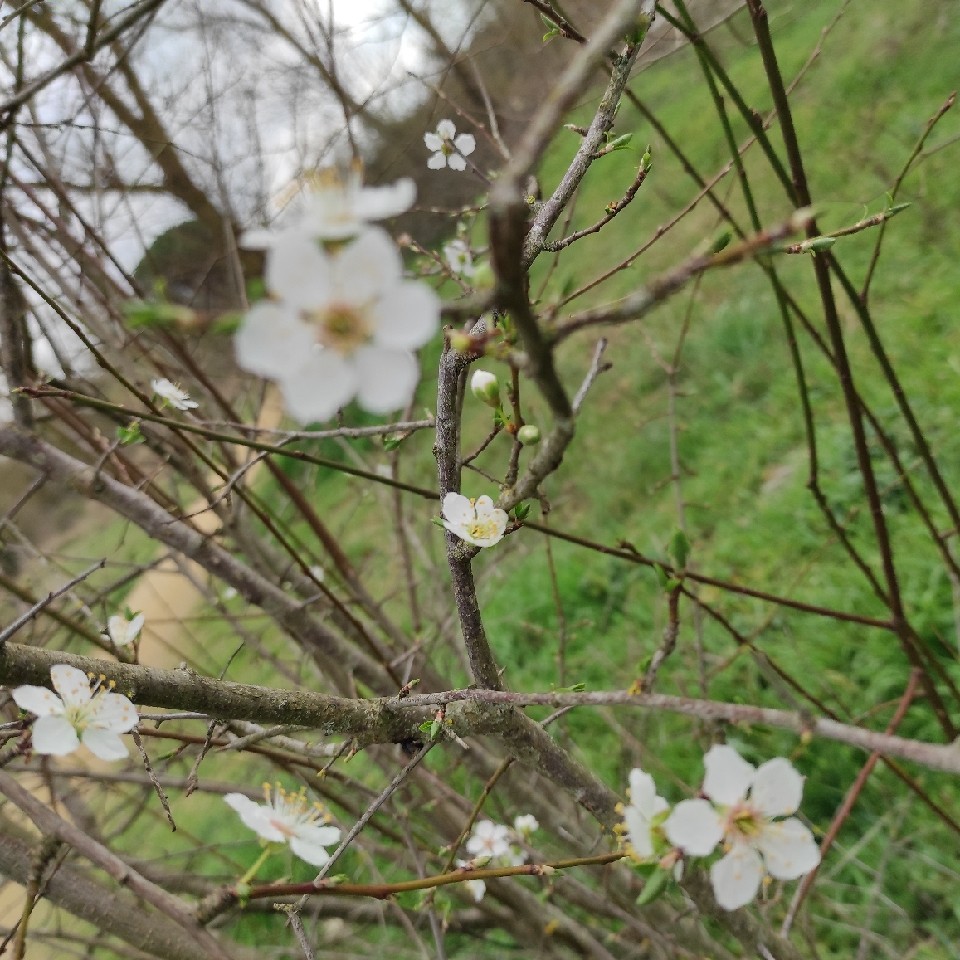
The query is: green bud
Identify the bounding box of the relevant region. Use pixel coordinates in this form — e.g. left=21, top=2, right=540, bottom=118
left=471, top=261, right=495, bottom=290
left=517, top=424, right=541, bottom=445
left=800, top=236, right=836, bottom=253
left=471, top=369, right=501, bottom=407
left=709, top=230, right=733, bottom=254
left=448, top=331, right=473, bottom=354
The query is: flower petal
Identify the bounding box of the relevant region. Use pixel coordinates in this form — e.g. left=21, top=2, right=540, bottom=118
left=50, top=664, right=92, bottom=707
left=664, top=799, right=724, bottom=857
left=224, top=794, right=286, bottom=842
left=82, top=728, right=129, bottom=761
left=757, top=818, right=820, bottom=880
left=442, top=492, right=473, bottom=524
left=354, top=178, right=416, bottom=221
left=93, top=692, right=139, bottom=733
left=289, top=824, right=341, bottom=866
left=464, top=878, right=486, bottom=902
left=624, top=806, right=656, bottom=859
left=447, top=153, right=467, bottom=172
left=702, top=744, right=755, bottom=806
left=334, top=228, right=402, bottom=304
left=751, top=757, right=804, bottom=817
left=352, top=347, right=419, bottom=414
left=427, top=152, right=447, bottom=170
left=265, top=230, right=328, bottom=302
left=436, top=119, right=456, bottom=139
left=13, top=684, right=64, bottom=718
left=710, top=844, right=764, bottom=910
left=628, top=768, right=660, bottom=816
left=368, top=280, right=439, bottom=350
left=454, top=133, right=476, bottom=156
left=235, top=303, right=316, bottom=379
left=279, top=352, right=357, bottom=423
left=31, top=715, right=80, bottom=755
left=424, top=132, right=443, bottom=151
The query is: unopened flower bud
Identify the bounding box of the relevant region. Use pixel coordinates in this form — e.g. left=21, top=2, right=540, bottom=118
left=517, top=424, right=541, bottom=445
left=471, top=370, right=501, bottom=407
left=448, top=331, right=473, bottom=354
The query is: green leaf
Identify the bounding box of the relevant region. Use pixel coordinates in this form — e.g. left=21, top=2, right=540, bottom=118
left=246, top=276, right=267, bottom=302
left=637, top=869, right=672, bottom=907
left=670, top=530, right=690, bottom=569
left=513, top=502, right=531, bottom=521
left=211, top=312, right=243, bottom=335
left=117, top=421, right=144, bottom=446
left=635, top=866, right=671, bottom=906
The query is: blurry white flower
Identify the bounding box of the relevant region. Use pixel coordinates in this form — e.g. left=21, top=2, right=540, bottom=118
left=302, top=172, right=415, bottom=240
left=225, top=783, right=341, bottom=867
left=444, top=239, right=476, bottom=277
left=151, top=378, right=197, bottom=411
left=13, top=664, right=138, bottom=761
left=470, top=369, right=500, bottom=408
left=456, top=860, right=486, bottom=902
left=246, top=172, right=416, bottom=247
left=465, top=820, right=512, bottom=860
left=513, top=814, right=539, bottom=837
left=424, top=119, right=476, bottom=171
left=664, top=744, right=820, bottom=910
left=441, top=493, right=508, bottom=548
left=235, top=228, right=439, bottom=422
left=106, top=612, right=144, bottom=648
left=623, top=768, right=669, bottom=860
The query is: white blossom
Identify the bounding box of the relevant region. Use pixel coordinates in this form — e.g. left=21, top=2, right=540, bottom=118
left=623, top=768, right=670, bottom=860
left=664, top=745, right=821, bottom=910
left=461, top=818, right=528, bottom=886
left=12, top=664, right=138, bottom=761
left=465, top=820, right=512, bottom=860
left=456, top=860, right=486, bottom=902
left=235, top=227, right=439, bottom=422
left=246, top=172, right=416, bottom=246
left=225, top=784, right=341, bottom=867
left=424, top=119, right=476, bottom=172
left=444, top=239, right=476, bottom=277
left=513, top=814, right=539, bottom=837
left=106, top=612, right=144, bottom=647
left=151, top=378, right=197, bottom=411
left=441, top=493, right=508, bottom=548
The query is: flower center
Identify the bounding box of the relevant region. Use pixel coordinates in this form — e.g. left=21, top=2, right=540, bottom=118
left=725, top=802, right=761, bottom=840
left=466, top=518, right=499, bottom=541
left=308, top=303, right=371, bottom=355
left=64, top=698, right=98, bottom=733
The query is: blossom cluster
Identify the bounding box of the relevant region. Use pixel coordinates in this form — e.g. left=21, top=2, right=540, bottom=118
left=458, top=815, right=539, bottom=902
left=623, top=744, right=820, bottom=910
left=235, top=173, right=440, bottom=423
